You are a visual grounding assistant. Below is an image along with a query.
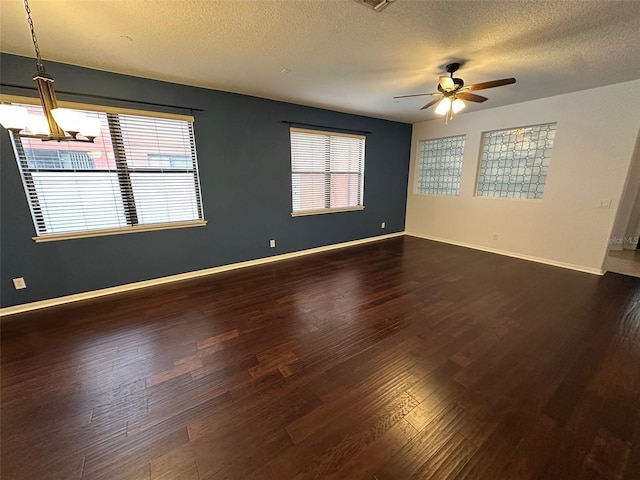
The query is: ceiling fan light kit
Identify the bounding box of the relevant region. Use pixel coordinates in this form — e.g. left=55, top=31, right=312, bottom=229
left=394, top=62, right=516, bottom=123
left=452, top=98, right=465, bottom=113
left=0, top=0, right=98, bottom=142
left=435, top=97, right=451, bottom=115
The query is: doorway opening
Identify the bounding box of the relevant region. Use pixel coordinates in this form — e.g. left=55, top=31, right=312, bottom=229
left=606, top=131, right=640, bottom=277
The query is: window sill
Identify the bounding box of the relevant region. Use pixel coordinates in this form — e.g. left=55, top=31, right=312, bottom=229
left=473, top=195, right=544, bottom=202
left=32, top=220, right=207, bottom=243
left=291, top=206, right=365, bottom=217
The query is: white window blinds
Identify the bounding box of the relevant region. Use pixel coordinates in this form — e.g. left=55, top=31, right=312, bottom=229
left=290, top=127, right=365, bottom=215
left=9, top=103, right=204, bottom=241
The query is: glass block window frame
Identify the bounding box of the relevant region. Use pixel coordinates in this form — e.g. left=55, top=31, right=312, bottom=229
left=415, top=135, right=466, bottom=196
left=476, top=122, right=557, bottom=199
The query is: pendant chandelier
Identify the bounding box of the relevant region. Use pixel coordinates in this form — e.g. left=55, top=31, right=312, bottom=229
left=0, top=0, right=99, bottom=142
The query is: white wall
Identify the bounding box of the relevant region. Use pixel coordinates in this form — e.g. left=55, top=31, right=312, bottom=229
left=405, top=80, right=640, bottom=274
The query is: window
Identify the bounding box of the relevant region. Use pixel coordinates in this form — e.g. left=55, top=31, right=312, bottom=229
left=476, top=123, right=557, bottom=199
left=24, top=148, right=95, bottom=169
left=290, top=127, right=365, bottom=216
left=415, top=135, right=465, bottom=196
left=8, top=103, right=205, bottom=241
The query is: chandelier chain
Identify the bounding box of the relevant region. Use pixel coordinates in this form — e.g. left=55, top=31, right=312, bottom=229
left=24, top=0, right=44, bottom=73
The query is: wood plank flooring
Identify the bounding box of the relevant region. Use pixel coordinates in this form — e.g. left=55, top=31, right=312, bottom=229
left=2, top=236, right=640, bottom=479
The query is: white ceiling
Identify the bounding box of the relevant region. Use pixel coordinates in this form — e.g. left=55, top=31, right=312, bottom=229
left=1, top=0, right=639, bottom=123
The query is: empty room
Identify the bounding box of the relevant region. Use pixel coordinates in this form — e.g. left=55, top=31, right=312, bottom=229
left=1, top=1, right=640, bottom=479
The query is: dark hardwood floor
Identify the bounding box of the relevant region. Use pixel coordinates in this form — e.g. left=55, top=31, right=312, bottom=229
left=2, top=236, right=639, bottom=479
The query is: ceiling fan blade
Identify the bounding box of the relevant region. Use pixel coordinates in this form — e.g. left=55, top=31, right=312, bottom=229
left=464, top=78, right=516, bottom=92
left=456, top=92, right=488, bottom=103
left=420, top=98, right=443, bottom=110
left=393, top=92, right=439, bottom=99
left=439, top=76, right=455, bottom=91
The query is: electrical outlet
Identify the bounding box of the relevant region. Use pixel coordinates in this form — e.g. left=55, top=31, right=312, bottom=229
left=269, top=239, right=276, bottom=248
left=598, top=199, right=612, bottom=209
left=13, top=277, right=26, bottom=290
left=381, top=222, right=386, bottom=229
left=492, top=233, right=498, bottom=240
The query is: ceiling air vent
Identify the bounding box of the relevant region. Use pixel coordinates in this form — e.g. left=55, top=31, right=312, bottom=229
left=355, top=0, right=396, bottom=12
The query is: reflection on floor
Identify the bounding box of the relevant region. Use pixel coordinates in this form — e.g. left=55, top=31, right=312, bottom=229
left=606, top=248, right=640, bottom=278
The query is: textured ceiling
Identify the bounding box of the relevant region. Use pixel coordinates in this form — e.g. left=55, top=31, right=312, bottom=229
left=1, top=0, right=639, bottom=123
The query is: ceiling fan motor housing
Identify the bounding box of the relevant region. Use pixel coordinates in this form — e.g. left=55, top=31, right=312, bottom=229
left=438, top=77, right=464, bottom=93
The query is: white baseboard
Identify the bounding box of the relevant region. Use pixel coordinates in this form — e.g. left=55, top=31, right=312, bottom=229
left=405, top=232, right=605, bottom=276
left=0, top=232, right=404, bottom=317
left=2, top=230, right=606, bottom=317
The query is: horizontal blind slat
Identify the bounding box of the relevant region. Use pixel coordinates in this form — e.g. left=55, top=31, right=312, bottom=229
left=10, top=103, right=204, bottom=237
left=290, top=128, right=365, bottom=213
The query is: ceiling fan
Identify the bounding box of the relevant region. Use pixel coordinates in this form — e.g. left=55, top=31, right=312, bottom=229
left=394, top=63, right=516, bottom=121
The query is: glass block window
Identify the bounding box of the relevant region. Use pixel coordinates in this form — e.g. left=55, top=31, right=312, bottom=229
left=415, top=135, right=465, bottom=196
left=476, top=123, right=557, bottom=199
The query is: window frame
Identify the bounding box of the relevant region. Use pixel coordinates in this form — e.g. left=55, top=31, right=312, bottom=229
left=3, top=95, right=206, bottom=242
left=289, top=127, right=366, bottom=217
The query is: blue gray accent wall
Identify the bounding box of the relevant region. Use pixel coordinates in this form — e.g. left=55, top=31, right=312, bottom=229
left=0, top=53, right=411, bottom=308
